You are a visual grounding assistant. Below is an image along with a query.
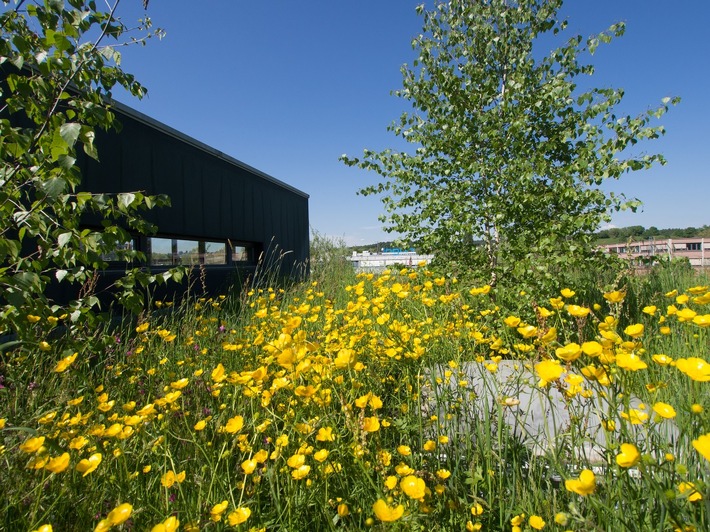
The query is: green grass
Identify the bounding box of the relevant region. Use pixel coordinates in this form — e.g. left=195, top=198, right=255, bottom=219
left=1, top=259, right=709, bottom=531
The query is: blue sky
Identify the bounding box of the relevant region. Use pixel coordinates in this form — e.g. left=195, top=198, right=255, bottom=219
left=111, top=1, right=709, bottom=246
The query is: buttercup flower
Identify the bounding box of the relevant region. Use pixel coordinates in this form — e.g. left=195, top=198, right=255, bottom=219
left=20, top=436, right=45, bottom=454
left=210, top=500, right=229, bottom=522
left=565, top=468, right=596, bottom=495
left=616, top=443, right=640, bottom=468
left=535, top=359, right=564, bottom=386
left=54, top=352, right=78, bottom=373
left=692, top=433, right=710, bottom=462
left=150, top=516, right=179, bottom=532
left=400, top=474, right=426, bottom=499
left=227, top=507, right=251, bottom=526
left=372, top=499, right=404, bottom=522
left=529, top=515, right=545, bottom=529
left=76, top=453, right=103, bottom=476
left=224, top=415, right=244, bottom=433
left=45, top=452, right=70, bottom=473
left=653, top=402, right=677, bottom=419
left=676, top=358, right=710, bottom=382
left=623, top=323, right=644, bottom=338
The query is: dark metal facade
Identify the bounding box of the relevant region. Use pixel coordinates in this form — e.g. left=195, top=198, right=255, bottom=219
left=77, top=102, right=310, bottom=299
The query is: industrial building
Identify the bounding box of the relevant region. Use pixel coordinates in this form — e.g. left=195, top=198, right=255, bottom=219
left=66, top=101, right=310, bottom=302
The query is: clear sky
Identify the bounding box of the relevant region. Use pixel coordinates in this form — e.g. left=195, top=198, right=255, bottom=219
left=110, top=1, right=709, bottom=246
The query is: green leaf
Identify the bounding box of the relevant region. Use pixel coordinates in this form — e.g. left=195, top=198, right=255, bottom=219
left=57, top=232, right=72, bottom=248
left=118, top=192, right=135, bottom=210
left=60, top=122, right=81, bottom=147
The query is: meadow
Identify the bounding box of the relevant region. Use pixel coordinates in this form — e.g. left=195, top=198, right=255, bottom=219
left=1, top=256, right=709, bottom=531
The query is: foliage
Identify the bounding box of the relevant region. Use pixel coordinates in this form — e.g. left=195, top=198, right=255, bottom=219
left=596, top=224, right=710, bottom=244
left=0, top=0, right=180, bottom=343
left=1, top=262, right=709, bottom=530
left=309, top=229, right=356, bottom=300
left=342, top=0, right=677, bottom=295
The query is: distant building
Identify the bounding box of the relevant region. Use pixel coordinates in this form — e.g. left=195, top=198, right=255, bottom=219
left=599, top=238, right=709, bottom=267
left=347, top=250, right=434, bottom=272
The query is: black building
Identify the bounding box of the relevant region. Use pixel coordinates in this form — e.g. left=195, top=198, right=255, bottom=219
left=75, top=101, right=310, bottom=301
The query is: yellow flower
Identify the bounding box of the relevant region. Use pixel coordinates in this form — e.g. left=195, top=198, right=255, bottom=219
left=135, top=322, right=150, bottom=333
left=423, top=440, right=436, bottom=452
left=337, top=503, right=349, bottom=517
left=470, top=502, right=484, bottom=516
left=291, top=465, right=311, bottom=479
left=555, top=343, right=582, bottom=362
left=150, top=516, right=180, bottom=532
left=170, top=378, right=189, bottom=390
left=566, top=304, right=590, bottom=318
left=692, top=433, right=710, bottom=462
left=241, top=459, right=257, bottom=474
left=362, top=416, right=380, bottom=432
left=560, top=288, right=575, bottom=298
left=31, top=525, right=53, bottom=532
left=384, top=475, right=398, bottom=490
left=400, top=474, right=426, bottom=499
left=76, top=453, right=103, bottom=476
left=211, top=363, right=226, bottom=383
left=616, top=352, right=648, bottom=371
left=227, top=507, right=252, bottom=526
left=287, top=453, right=306, bottom=468
left=105, top=503, right=133, bottom=527
left=54, top=352, right=78, bottom=373
left=314, top=449, right=329, bottom=462
left=511, top=514, right=525, bottom=528
left=316, top=426, right=335, bottom=442
left=20, top=436, right=45, bottom=453
left=372, top=499, right=404, bottom=522
left=504, top=315, right=521, bottom=327
left=436, top=469, right=451, bottom=480
left=679, top=482, right=703, bottom=502
left=224, top=415, right=244, bottom=433
left=676, top=358, right=710, bottom=382
left=603, top=290, right=626, bottom=303
left=535, top=359, right=564, bottom=386
left=621, top=408, right=648, bottom=425
left=161, top=470, right=186, bottom=488
left=397, top=445, right=412, bottom=456
left=193, top=419, right=206, bottom=431
left=517, top=325, right=538, bottom=339
left=45, top=452, right=70, bottom=473
left=616, top=443, right=640, bottom=468
left=469, top=285, right=491, bottom=296
left=334, top=348, right=356, bottom=369
left=529, top=515, right=546, bottom=530
left=652, top=354, right=673, bottom=366
left=565, top=469, right=596, bottom=495
left=581, top=341, right=603, bottom=357
left=693, top=314, right=710, bottom=327
left=623, top=323, right=644, bottom=338
left=27, top=314, right=41, bottom=323
left=210, top=500, right=229, bottom=522
left=642, top=305, right=657, bottom=315
left=653, top=402, right=677, bottom=419
left=395, top=462, right=415, bottom=475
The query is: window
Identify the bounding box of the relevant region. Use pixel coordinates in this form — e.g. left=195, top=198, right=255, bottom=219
left=204, top=241, right=226, bottom=265
left=99, top=239, right=135, bottom=262
left=149, top=237, right=174, bottom=266
left=687, top=242, right=701, bottom=251
left=148, top=237, right=247, bottom=266
left=230, top=241, right=254, bottom=263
